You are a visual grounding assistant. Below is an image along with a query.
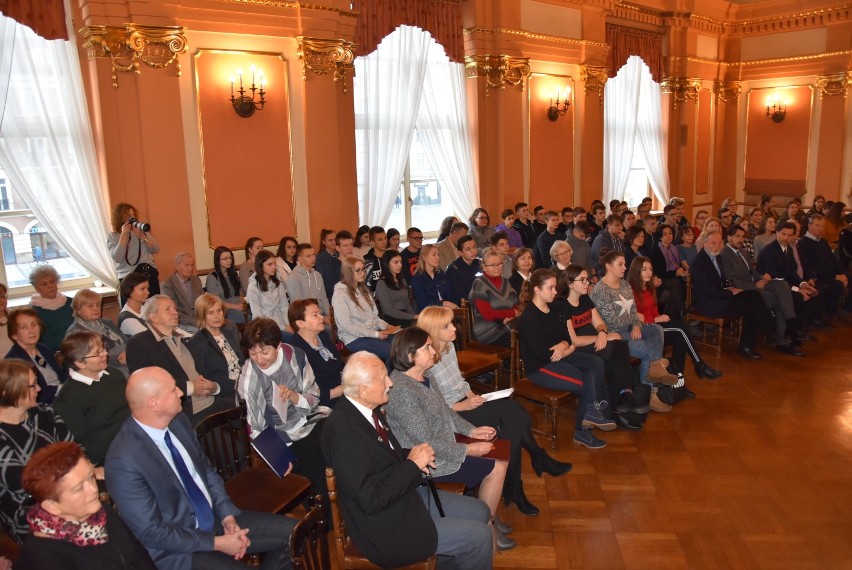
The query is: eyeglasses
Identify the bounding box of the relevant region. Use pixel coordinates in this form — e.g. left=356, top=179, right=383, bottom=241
left=571, top=277, right=590, bottom=283
left=82, top=347, right=108, bottom=359
left=483, top=261, right=504, bottom=268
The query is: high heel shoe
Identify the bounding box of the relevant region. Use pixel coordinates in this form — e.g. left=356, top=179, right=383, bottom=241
left=503, top=482, right=539, bottom=516
left=693, top=361, right=722, bottom=380
left=530, top=452, right=573, bottom=478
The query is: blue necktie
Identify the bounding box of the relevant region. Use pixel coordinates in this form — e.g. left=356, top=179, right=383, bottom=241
left=710, top=255, right=721, bottom=277
left=164, top=431, right=215, bottom=532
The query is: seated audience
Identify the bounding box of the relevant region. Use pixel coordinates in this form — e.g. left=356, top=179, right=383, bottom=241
left=315, top=228, right=340, bottom=301
left=721, top=197, right=740, bottom=225
left=53, top=331, right=130, bottom=465
left=799, top=214, right=849, bottom=323
left=246, top=250, right=291, bottom=335
left=237, top=317, right=328, bottom=495
left=352, top=225, right=371, bottom=259
left=362, top=226, right=389, bottom=293
left=386, top=228, right=401, bottom=252
left=275, top=236, right=298, bottom=282
left=468, top=208, right=495, bottom=254
left=469, top=248, right=518, bottom=348
left=557, top=206, right=574, bottom=235
left=437, top=215, right=460, bottom=242
left=384, top=328, right=515, bottom=550
left=692, top=209, right=709, bottom=239
left=204, top=246, right=246, bottom=324
left=400, top=227, right=423, bottom=276
left=659, top=205, right=683, bottom=244
left=160, top=252, right=203, bottom=333
left=719, top=208, right=734, bottom=234
left=332, top=257, right=397, bottom=361
left=495, top=209, right=524, bottom=248
left=588, top=203, right=607, bottom=241
left=777, top=198, right=808, bottom=229
left=28, top=265, right=74, bottom=352
left=187, top=294, right=245, bottom=405
left=374, top=251, right=417, bottom=328
left=678, top=226, right=698, bottom=266
left=531, top=205, right=548, bottom=237
left=106, top=366, right=296, bottom=568
left=0, top=360, right=74, bottom=543
left=533, top=210, right=565, bottom=269
left=590, top=214, right=624, bottom=277
left=5, top=308, right=66, bottom=403
left=566, top=220, right=593, bottom=270
left=809, top=194, right=826, bottom=216
left=287, top=243, right=331, bottom=322
left=513, top=202, right=537, bottom=248
left=413, top=244, right=458, bottom=309
left=0, top=283, right=10, bottom=356
left=66, top=288, right=129, bottom=376
left=824, top=201, right=846, bottom=248
left=624, top=225, right=645, bottom=270
left=118, top=273, right=150, bottom=337
left=550, top=240, right=573, bottom=272
left=239, top=236, right=264, bottom=295
left=446, top=236, right=481, bottom=305
left=418, top=307, right=571, bottom=516
left=753, top=214, right=777, bottom=257
left=517, top=269, right=615, bottom=448
left=508, top=247, right=534, bottom=295
left=695, top=216, right=721, bottom=252
left=18, top=442, right=156, bottom=569
left=490, top=231, right=515, bottom=279
left=289, top=299, right=344, bottom=408
left=107, top=202, right=161, bottom=295
left=321, top=352, right=492, bottom=569
left=759, top=194, right=776, bottom=218
left=436, top=222, right=469, bottom=270
left=126, top=295, right=222, bottom=424
left=641, top=215, right=659, bottom=254
left=649, top=223, right=687, bottom=319
left=691, top=231, right=770, bottom=360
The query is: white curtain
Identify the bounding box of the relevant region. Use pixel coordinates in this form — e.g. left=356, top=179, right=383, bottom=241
left=415, top=42, right=478, bottom=220
left=354, top=25, right=432, bottom=227
left=0, top=14, right=118, bottom=287
left=603, top=55, right=669, bottom=206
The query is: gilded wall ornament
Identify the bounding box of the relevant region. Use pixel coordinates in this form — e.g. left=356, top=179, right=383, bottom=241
left=296, top=37, right=355, bottom=94
left=713, top=81, right=741, bottom=103
left=661, top=77, right=702, bottom=108
left=581, top=65, right=608, bottom=104
left=816, top=72, right=852, bottom=99
left=79, top=24, right=187, bottom=88
left=464, top=55, right=530, bottom=97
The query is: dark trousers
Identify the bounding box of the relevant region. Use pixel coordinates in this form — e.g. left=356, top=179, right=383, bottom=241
left=192, top=510, right=295, bottom=569
left=661, top=319, right=704, bottom=373
left=578, top=339, right=634, bottom=404
left=726, top=290, right=770, bottom=349
left=815, top=278, right=845, bottom=318
left=527, top=352, right=605, bottom=429
left=290, top=420, right=328, bottom=498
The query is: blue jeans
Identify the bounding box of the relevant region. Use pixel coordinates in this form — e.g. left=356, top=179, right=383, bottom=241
left=527, top=351, right=605, bottom=429
left=345, top=336, right=393, bottom=363
left=617, top=324, right=664, bottom=385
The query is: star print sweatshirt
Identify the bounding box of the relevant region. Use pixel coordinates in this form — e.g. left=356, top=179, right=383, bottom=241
left=589, top=279, right=644, bottom=333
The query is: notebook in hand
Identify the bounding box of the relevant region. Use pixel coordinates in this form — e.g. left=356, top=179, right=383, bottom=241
left=454, top=434, right=510, bottom=462
left=251, top=426, right=298, bottom=478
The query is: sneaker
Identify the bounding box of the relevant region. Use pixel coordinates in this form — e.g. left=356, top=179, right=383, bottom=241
left=574, top=428, right=606, bottom=449
left=582, top=401, right=616, bottom=431
left=616, top=391, right=651, bottom=414
left=649, top=392, right=672, bottom=413
left=648, top=358, right=678, bottom=385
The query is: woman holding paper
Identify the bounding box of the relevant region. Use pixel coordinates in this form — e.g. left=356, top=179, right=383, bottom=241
left=417, top=307, right=572, bottom=517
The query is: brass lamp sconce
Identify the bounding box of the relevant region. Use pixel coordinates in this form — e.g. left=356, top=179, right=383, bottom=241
left=548, top=88, right=571, bottom=121
left=230, top=65, right=266, bottom=118
left=765, top=95, right=787, bottom=123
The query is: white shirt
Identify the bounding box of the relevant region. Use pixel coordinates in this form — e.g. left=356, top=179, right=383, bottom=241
left=68, top=368, right=107, bottom=386
left=345, top=395, right=394, bottom=449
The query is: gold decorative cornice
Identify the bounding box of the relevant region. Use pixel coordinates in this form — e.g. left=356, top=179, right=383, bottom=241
left=661, top=77, right=702, bottom=108
left=78, top=24, right=187, bottom=88
left=665, top=51, right=852, bottom=69
left=581, top=65, right=608, bottom=104
left=714, top=81, right=741, bottom=104
left=816, top=72, right=852, bottom=99
left=296, top=37, right=355, bottom=94
left=211, top=0, right=358, bottom=18
left=463, top=27, right=608, bottom=50
left=464, top=55, right=530, bottom=97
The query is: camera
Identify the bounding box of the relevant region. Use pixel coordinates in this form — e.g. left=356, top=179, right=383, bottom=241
left=128, top=217, right=151, bottom=233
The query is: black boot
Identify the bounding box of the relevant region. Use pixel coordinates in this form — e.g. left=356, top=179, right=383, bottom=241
left=530, top=451, right=573, bottom=478
left=693, top=360, right=722, bottom=379
left=503, top=481, right=539, bottom=516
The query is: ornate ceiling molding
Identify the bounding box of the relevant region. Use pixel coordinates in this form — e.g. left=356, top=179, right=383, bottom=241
left=661, top=77, right=702, bottom=108
left=211, top=0, right=358, bottom=18
left=816, top=72, right=852, bottom=99
left=296, top=37, right=355, bottom=94
left=463, top=27, right=608, bottom=50
left=78, top=24, right=187, bottom=88
left=581, top=65, right=608, bottom=104
left=464, top=55, right=531, bottom=97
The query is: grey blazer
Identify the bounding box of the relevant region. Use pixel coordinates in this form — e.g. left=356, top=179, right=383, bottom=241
left=161, top=273, right=204, bottom=327
left=383, top=370, right=475, bottom=477
left=719, top=245, right=759, bottom=290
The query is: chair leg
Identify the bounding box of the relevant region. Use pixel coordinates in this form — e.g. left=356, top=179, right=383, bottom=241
left=549, top=404, right=558, bottom=451
left=715, top=321, right=723, bottom=354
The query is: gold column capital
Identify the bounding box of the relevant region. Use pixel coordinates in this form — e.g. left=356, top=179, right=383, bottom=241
left=464, top=55, right=530, bottom=97
left=816, top=72, right=852, bottom=99
left=713, top=80, right=741, bottom=103
left=78, top=24, right=187, bottom=88
left=296, top=37, right=356, bottom=94
left=661, top=77, right=703, bottom=108
left=581, top=64, right=608, bottom=104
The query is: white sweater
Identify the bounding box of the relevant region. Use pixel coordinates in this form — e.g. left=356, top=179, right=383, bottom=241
left=331, top=282, right=388, bottom=345
left=246, top=277, right=290, bottom=330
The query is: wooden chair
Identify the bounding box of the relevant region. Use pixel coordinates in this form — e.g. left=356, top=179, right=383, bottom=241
left=684, top=276, right=742, bottom=354
left=451, top=305, right=503, bottom=391
left=194, top=405, right=311, bottom=515
left=508, top=329, right=577, bottom=451
left=290, top=495, right=331, bottom=570
left=325, top=468, right=436, bottom=570
left=462, top=298, right=513, bottom=366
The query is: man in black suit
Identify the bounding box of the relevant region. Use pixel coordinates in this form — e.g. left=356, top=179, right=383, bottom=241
left=720, top=225, right=804, bottom=356
left=321, top=352, right=492, bottom=569
left=799, top=214, right=849, bottom=324
left=756, top=222, right=822, bottom=330
left=690, top=231, right=770, bottom=359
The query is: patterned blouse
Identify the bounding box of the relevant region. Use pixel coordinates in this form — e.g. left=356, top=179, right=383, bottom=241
left=214, top=333, right=241, bottom=382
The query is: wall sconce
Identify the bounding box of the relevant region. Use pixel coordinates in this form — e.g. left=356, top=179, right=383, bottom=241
left=765, top=95, right=787, bottom=123
left=547, top=88, right=571, bottom=121
left=230, top=65, right=266, bottom=118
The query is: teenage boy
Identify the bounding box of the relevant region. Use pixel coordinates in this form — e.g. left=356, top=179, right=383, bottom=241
left=400, top=227, right=423, bottom=277
left=287, top=243, right=331, bottom=323
left=513, top=202, right=536, bottom=248
left=447, top=235, right=481, bottom=305
left=533, top=211, right=565, bottom=268
left=363, top=226, right=388, bottom=292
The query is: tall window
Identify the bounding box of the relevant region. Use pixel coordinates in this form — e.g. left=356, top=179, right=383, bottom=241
left=623, top=139, right=652, bottom=208
left=385, top=131, right=444, bottom=236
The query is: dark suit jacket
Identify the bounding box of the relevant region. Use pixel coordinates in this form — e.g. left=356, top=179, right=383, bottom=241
left=105, top=413, right=239, bottom=570
left=321, top=396, right=437, bottom=568
left=798, top=234, right=842, bottom=283
left=186, top=325, right=245, bottom=400
left=650, top=243, right=681, bottom=279
left=161, top=273, right=204, bottom=328
left=690, top=249, right=735, bottom=317
left=756, top=240, right=802, bottom=286
left=126, top=329, right=193, bottom=416
left=5, top=342, right=65, bottom=404
left=719, top=245, right=758, bottom=291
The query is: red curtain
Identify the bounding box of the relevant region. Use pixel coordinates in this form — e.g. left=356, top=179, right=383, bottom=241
left=606, top=24, right=663, bottom=83
left=352, top=0, right=463, bottom=62
left=0, top=0, right=67, bottom=40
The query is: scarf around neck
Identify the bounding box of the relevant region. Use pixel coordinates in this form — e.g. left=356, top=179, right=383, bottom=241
left=27, top=503, right=108, bottom=546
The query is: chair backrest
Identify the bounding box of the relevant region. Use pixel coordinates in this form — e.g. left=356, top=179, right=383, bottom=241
left=325, top=467, right=350, bottom=566
left=461, top=298, right=475, bottom=344
left=685, top=275, right=693, bottom=307
left=194, top=404, right=251, bottom=481
left=290, top=495, right=330, bottom=570
left=509, top=327, right=522, bottom=385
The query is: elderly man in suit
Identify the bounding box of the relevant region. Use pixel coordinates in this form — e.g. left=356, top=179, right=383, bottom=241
left=161, top=252, right=204, bottom=332
left=105, top=366, right=295, bottom=570
left=720, top=225, right=805, bottom=356
left=690, top=231, right=770, bottom=360
left=321, top=352, right=492, bottom=569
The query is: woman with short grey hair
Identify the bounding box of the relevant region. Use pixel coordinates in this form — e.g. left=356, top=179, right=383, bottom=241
left=28, top=265, right=73, bottom=351
left=66, top=289, right=129, bottom=376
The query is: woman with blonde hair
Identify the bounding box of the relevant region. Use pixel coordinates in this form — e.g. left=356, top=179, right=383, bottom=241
left=417, top=306, right=570, bottom=516
left=187, top=293, right=245, bottom=404
left=66, top=289, right=128, bottom=375
left=694, top=216, right=722, bottom=252
left=410, top=243, right=456, bottom=310
left=331, top=257, right=398, bottom=361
